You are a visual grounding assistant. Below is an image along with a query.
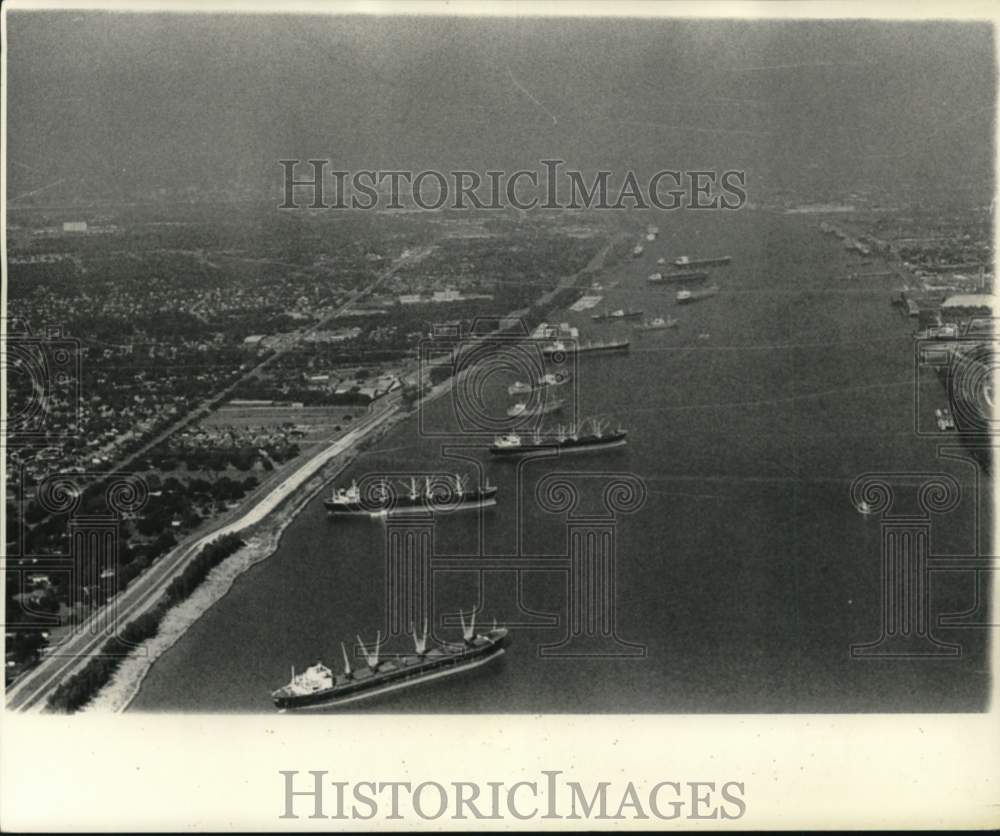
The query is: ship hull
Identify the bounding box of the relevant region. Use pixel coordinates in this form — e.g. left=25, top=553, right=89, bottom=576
left=490, top=434, right=627, bottom=456
left=650, top=270, right=709, bottom=283
left=674, top=257, right=731, bottom=268
left=324, top=488, right=498, bottom=517
left=591, top=312, right=642, bottom=322
left=507, top=403, right=563, bottom=418
left=273, top=635, right=510, bottom=710
left=542, top=342, right=629, bottom=357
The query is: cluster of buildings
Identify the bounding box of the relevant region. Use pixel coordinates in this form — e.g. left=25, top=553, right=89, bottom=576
left=302, top=371, right=401, bottom=401
left=817, top=202, right=993, bottom=329
left=397, top=288, right=494, bottom=305
left=164, top=423, right=304, bottom=457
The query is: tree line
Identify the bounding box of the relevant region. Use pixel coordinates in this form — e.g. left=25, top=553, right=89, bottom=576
left=47, top=533, right=245, bottom=713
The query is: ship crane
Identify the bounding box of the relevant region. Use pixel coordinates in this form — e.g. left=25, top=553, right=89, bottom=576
left=341, top=642, right=353, bottom=678
left=411, top=617, right=429, bottom=656
left=356, top=631, right=381, bottom=670
left=406, top=477, right=419, bottom=502
left=459, top=608, right=476, bottom=644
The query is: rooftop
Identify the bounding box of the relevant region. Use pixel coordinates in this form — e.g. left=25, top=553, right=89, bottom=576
left=942, top=294, right=996, bottom=310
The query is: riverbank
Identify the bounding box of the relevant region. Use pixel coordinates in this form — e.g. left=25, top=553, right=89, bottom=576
left=79, top=230, right=626, bottom=713
left=84, top=400, right=409, bottom=713
left=90, top=356, right=503, bottom=711
left=83, top=339, right=521, bottom=712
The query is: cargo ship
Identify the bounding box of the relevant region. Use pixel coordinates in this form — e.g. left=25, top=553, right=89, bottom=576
left=507, top=371, right=570, bottom=396
left=532, top=321, right=579, bottom=340
left=648, top=270, right=709, bottom=284
left=541, top=338, right=630, bottom=357
left=673, top=255, right=731, bottom=268
left=324, top=474, right=497, bottom=517
left=271, top=613, right=510, bottom=710
left=676, top=285, right=720, bottom=304
left=507, top=397, right=564, bottom=418
left=490, top=419, right=627, bottom=456
left=591, top=308, right=643, bottom=322
left=634, top=316, right=677, bottom=331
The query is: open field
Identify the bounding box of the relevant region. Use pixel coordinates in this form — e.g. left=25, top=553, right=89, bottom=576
left=200, top=404, right=358, bottom=427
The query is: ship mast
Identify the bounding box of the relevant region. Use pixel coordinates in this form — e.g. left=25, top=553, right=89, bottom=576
left=356, top=631, right=380, bottom=670
left=412, top=617, right=429, bottom=655
left=341, top=642, right=352, bottom=677
left=460, top=608, right=476, bottom=643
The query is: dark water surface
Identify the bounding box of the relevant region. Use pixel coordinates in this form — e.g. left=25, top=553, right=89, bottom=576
left=130, top=210, right=991, bottom=713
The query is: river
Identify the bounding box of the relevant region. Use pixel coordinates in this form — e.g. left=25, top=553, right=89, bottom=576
left=129, top=208, right=991, bottom=713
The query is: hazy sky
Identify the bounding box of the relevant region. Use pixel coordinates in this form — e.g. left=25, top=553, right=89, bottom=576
left=6, top=13, right=996, bottom=201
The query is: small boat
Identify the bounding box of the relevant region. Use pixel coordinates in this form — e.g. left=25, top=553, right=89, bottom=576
left=676, top=285, right=720, bottom=304
left=634, top=316, right=677, bottom=332
left=507, top=397, right=565, bottom=418
left=507, top=372, right=570, bottom=396
left=656, top=257, right=666, bottom=266
left=631, top=245, right=644, bottom=258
